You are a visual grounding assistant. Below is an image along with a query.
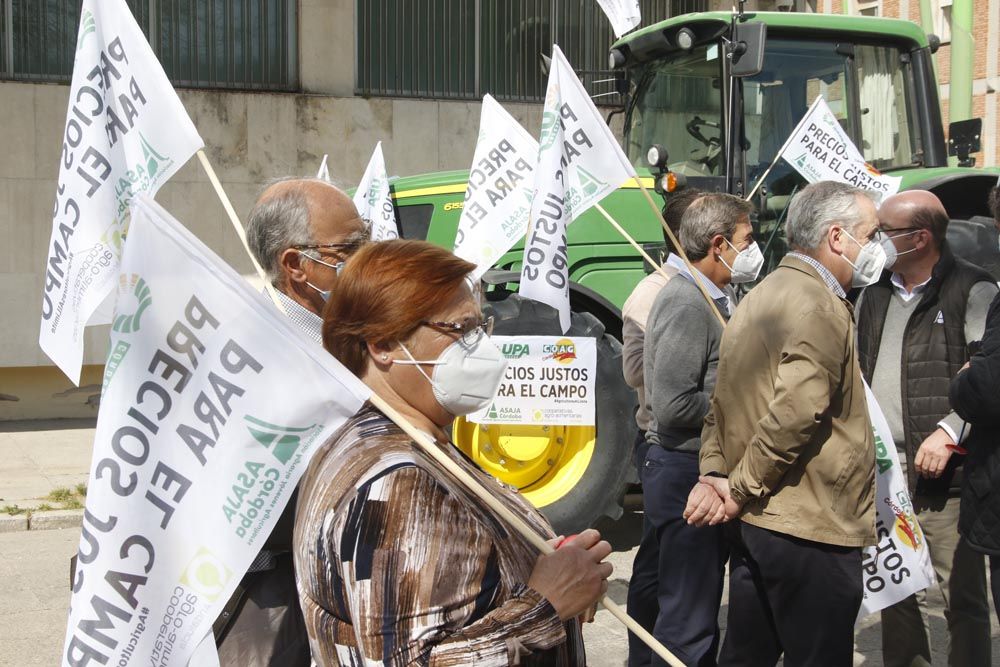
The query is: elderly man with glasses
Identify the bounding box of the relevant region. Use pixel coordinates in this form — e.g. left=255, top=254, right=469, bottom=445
left=212, top=177, right=370, bottom=666
left=856, top=189, right=997, bottom=667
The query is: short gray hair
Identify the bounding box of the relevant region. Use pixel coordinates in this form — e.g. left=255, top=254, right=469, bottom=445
left=679, top=193, right=754, bottom=261
left=786, top=181, right=876, bottom=251
left=246, top=177, right=316, bottom=284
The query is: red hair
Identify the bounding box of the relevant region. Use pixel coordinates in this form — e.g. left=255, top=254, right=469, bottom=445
left=322, top=240, right=476, bottom=375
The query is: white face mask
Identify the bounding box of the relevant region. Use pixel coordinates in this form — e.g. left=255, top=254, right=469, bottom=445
left=842, top=229, right=887, bottom=288
left=395, top=331, right=508, bottom=416
left=878, top=230, right=920, bottom=270
left=722, top=240, right=765, bottom=284
left=300, top=252, right=344, bottom=302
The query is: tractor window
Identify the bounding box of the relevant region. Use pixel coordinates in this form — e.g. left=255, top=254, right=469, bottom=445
left=856, top=45, right=919, bottom=171
left=625, top=44, right=724, bottom=177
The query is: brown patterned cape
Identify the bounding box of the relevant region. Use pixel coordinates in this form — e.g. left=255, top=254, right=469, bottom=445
left=293, top=402, right=586, bottom=666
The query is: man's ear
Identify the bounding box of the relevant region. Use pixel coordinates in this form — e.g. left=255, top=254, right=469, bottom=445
left=711, top=234, right=727, bottom=258
left=279, top=248, right=307, bottom=285
left=828, top=225, right=845, bottom=255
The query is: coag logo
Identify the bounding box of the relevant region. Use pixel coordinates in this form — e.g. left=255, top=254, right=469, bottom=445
left=244, top=415, right=318, bottom=465
left=113, top=274, right=152, bottom=334
left=501, top=343, right=530, bottom=359
left=542, top=338, right=576, bottom=365
left=885, top=498, right=924, bottom=550
left=181, top=547, right=232, bottom=602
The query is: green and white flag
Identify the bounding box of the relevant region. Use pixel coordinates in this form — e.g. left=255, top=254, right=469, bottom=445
left=519, top=45, right=636, bottom=331
left=777, top=96, right=901, bottom=203
left=61, top=195, right=369, bottom=667
left=596, top=0, right=641, bottom=38
left=454, top=95, right=538, bottom=281
left=353, top=142, right=398, bottom=241
left=39, top=0, right=203, bottom=385
left=859, top=382, right=935, bottom=618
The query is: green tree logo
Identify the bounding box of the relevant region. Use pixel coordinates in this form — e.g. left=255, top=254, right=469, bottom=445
left=113, top=275, right=152, bottom=334
left=244, top=416, right=318, bottom=464
left=575, top=166, right=607, bottom=198
left=77, top=10, right=96, bottom=51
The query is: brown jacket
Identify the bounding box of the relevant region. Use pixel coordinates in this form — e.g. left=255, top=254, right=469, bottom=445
left=700, top=255, right=876, bottom=547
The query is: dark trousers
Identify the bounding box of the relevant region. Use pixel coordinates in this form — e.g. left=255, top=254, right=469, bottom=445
left=628, top=446, right=727, bottom=667
left=719, top=522, right=863, bottom=667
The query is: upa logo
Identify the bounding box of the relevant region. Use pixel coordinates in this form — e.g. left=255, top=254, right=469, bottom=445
left=245, top=415, right=318, bottom=465
left=181, top=547, right=232, bottom=602
left=501, top=342, right=530, bottom=359
left=543, top=338, right=577, bottom=364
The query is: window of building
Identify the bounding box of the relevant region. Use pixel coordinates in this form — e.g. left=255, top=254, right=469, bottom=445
left=0, top=0, right=298, bottom=91
left=356, top=0, right=682, bottom=103
left=932, top=0, right=952, bottom=43
left=854, top=0, right=881, bottom=17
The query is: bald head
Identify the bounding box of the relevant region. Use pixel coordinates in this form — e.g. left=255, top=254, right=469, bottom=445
left=247, top=178, right=368, bottom=285
left=879, top=190, right=949, bottom=246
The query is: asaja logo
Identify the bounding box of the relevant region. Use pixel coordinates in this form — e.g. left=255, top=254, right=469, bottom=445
left=181, top=547, right=232, bottom=602
left=77, top=10, right=96, bottom=51
left=501, top=342, right=530, bottom=359
left=575, top=166, right=607, bottom=199
left=542, top=338, right=577, bottom=365
left=245, top=416, right=318, bottom=465
left=113, top=274, right=152, bottom=334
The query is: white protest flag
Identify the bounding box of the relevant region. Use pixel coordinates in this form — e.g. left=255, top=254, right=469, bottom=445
left=777, top=96, right=901, bottom=203
left=596, top=0, right=641, bottom=38
left=317, top=154, right=331, bottom=182
left=61, top=195, right=369, bottom=667
left=454, top=95, right=539, bottom=280
left=39, top=0, right=204, bottom=385
left=353, top=142, right=398, bottom=241
left=859, top=382, right=935, bottom=618
left=520, top=45, right=636, bottom=331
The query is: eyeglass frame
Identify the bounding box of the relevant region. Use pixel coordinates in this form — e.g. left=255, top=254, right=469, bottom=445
left=420, top=315, right=495, bottom=345
left=877, top=225, right=925, bottom=237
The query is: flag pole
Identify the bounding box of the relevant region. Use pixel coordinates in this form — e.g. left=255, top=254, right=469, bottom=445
left=368, top=393, right=686, bottom=667
left=594, top=204, right=676, bottom=283
left=632, top=181, right=728, bottom=326
left=197, top=149, right=684, bottom=666
left=195, top=149, right=287, bottom=313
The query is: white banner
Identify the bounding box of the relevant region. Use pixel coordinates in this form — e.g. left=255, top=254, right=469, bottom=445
left=778, top=97, right=901, bottom=203
left=468, top=335, right=596, bottom=425
left=596, top=0, right=641, bottom=38
left=454, top=95, right=538, bottom=281
left=519, top=45, right=636, bottom=331
left=61, top=195, right=370, bottom=667
left=859, top=383, right=935, bottom=618
left=38, top=0, right=203, bottom=385
left=353, top=142, right=398, bottom=241
left=316, top=154, right=331, bottom=182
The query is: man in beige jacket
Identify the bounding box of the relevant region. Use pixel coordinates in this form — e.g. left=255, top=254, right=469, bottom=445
left=684, top=181, right=879, bottom=666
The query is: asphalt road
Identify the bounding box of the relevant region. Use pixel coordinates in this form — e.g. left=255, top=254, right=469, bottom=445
left=2, top=510, right=997, bottom=667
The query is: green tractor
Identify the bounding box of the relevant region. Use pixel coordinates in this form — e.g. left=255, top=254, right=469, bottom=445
left=388, top=11, right=1000, bottom=535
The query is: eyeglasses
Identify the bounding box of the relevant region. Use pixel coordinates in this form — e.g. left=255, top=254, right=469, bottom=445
left=421, top=315, right=495, bottom=344
left=878, top=226, right=923, bottom=237
left=292, top=241, right=363, bottom=254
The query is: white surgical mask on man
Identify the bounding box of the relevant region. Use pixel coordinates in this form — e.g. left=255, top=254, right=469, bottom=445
left=395, top=330, right=508, bottom=416
left=300, top=251, right=344, bottom=303
left=878, top=229, right=920, bottom=270
left=721, top=239, right=765, bottom=284
left=842, top=229, right=887, bottom=288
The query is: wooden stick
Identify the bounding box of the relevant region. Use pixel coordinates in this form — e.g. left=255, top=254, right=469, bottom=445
left=369, top=393, right=686, bottom=667
left=634, top=180, right=728, bottom=326
left=198, top=152, right=684, bottom=665
left=196, top=149, right=286, bottom=313
left=594, top=204, right=675, bottom=283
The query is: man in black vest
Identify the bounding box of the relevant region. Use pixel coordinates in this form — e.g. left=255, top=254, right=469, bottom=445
left=857, top=190, right=997, bottom=666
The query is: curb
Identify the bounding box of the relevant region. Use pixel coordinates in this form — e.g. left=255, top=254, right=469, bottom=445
left=29, top=509, right=84, bottom=531
left=0, top=509, right=84, bottom=532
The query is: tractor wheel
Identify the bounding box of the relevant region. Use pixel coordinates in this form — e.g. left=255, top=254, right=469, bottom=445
left=453, top=294, right=636, bottom=535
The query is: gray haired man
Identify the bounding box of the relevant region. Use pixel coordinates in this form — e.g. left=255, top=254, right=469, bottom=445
left=634, top=193, right=758, bottom=666
left=214, top=178, right=368, bottom=665
left=246, top=178, right=370, bottom=343
left=687, top=181, right=880, bottom=666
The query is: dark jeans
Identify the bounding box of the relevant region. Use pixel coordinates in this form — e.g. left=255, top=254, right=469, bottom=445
left=628, top=446, right=727, bottom=667
left=634, top=427, right=651, bottom=480
left=719, top=522, right=863, bottom=667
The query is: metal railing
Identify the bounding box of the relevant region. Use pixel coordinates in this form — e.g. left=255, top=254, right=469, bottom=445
left=356, top=0, right=680, bottom=103
left=0, top=0, right=297, bottom=91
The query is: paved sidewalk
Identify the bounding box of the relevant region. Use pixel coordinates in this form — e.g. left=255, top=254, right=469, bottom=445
left=0, top=419, right=95, bottom=530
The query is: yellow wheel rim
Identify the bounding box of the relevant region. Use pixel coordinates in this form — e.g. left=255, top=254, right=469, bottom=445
left=453, top=418, right=596, bottom=508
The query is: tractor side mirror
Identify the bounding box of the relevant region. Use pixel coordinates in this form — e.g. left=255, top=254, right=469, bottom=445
left=948, top=117, right=982, bottom=168
left=730, top=22, right=766, bottom=77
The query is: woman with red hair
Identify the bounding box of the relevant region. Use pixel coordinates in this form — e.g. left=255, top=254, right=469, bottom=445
left=294, top=239, right=610, bottom=666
